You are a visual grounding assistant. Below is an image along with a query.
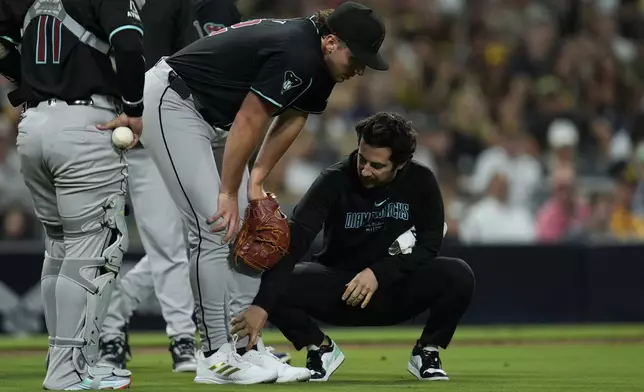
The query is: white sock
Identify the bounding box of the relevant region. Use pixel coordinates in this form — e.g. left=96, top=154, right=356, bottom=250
left=422, top=345, right=439, bottom=352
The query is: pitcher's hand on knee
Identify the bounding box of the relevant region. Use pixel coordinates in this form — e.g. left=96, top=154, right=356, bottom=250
left=207, top=192, right=240, bottom=244
left=230, top=305, right=268, bottom=349
left=96, top=114, right=143, bottom=149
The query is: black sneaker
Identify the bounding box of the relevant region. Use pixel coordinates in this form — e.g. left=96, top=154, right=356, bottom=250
left=98, top=337, right=128, bottom=369
left=169, top=337, right=197, bottom=372
left=305, top=337, right=345, bottom=382
left=407, top=342, right=449, bottom=381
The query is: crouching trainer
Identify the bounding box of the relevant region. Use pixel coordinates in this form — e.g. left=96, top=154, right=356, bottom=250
left=231, top=111, right=476, bottom=382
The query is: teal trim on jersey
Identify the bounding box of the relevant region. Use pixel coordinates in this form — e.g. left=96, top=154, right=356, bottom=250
left=0, top=36, right=16, bottom=44
left=109, top=25, right=144, bottom=43
left=250, top=88, right=283, bottom=108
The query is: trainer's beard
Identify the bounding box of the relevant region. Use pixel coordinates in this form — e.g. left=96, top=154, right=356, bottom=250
left=360, top=176, right=376, bottom=188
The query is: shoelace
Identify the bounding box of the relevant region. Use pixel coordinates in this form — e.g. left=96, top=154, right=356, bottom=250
left=418, top=349, right=440, bottom=368
left=101, top=339, right=125, bottom=356
left=306, top=349, right=323, bottom=371
left=173, top=339, right=194, bottom=356
left=228, top=334, right=245, bottom=364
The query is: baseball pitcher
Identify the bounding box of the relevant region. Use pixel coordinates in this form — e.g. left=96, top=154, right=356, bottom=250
left=139, top=1, right=388, bottom=385
left=99, top=0, right=199, bottom=373
left=10, top=0, right=145, bottom=389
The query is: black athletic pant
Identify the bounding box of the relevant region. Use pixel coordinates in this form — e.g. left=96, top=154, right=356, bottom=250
left=268, top=257, right=475, bottom=351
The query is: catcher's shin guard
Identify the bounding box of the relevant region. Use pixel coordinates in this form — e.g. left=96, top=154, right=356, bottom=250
left=51, top=194, right=129, bottom=372
left=42, top=251, right=63, bottom=370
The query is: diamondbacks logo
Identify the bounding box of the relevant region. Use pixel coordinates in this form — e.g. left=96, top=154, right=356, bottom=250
left=344, top=202, right=410, bottom=232
left=281, top=71, right=302, bottom=94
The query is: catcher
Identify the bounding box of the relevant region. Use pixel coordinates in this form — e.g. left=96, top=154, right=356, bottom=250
left=137, top=1, right=388, bottom=385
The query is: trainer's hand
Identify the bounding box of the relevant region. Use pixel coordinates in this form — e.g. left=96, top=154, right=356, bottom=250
left=207, top=192, right=240, bottom=244
left=342, top=268, right=378, bottom=308
left=96, top=114, right=143, bottom=149
left=230, top=305, right=268, bottom=350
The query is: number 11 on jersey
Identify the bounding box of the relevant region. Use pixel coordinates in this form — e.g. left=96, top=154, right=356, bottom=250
left=35, top=15, right=62, bottom=65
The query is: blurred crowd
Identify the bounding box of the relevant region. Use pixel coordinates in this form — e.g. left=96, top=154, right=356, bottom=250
left=2, top=0, right=644, bottom=246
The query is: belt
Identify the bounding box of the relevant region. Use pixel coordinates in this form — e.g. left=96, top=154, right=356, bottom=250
left=24, top=97, right=120, bottom=111
left=167, top=71, right=217, bottom=126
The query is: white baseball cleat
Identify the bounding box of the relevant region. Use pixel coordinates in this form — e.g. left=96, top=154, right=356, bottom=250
left=193, top=340, right=278, bottom=385
left=241, top=338, right=311, bottom=383
left=61, top=366, right=132, bottom=390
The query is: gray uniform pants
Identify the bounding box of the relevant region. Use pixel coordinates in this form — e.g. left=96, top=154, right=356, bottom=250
left=16, top=97, right=128, bottom=390
left=140, top=59, right=260, bottom=352
left=101, top=147, right=196, bottom=343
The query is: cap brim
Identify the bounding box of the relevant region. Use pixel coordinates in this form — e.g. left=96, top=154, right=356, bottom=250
left=350, top=46, right=389, bottom=71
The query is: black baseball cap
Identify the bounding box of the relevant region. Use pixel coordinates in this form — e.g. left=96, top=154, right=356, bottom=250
left=327, top=2, right=389, bottom=71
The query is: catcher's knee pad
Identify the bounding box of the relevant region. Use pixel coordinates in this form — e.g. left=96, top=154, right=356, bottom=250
left=54, top=194, right=129, bottom=369
left=43, top=223, right=64, bottom=243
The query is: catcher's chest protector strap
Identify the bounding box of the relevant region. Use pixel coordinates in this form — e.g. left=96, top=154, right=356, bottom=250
left=22, top=0, right=111, bottom=55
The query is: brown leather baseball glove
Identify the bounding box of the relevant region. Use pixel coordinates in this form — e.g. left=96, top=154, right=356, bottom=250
left=233, top=193, right=290, bottom=271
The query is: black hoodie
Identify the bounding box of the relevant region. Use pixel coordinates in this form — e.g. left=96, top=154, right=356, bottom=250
left=253, top=150, right=445, bottom=313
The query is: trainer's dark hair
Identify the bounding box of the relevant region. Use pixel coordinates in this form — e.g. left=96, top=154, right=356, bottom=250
left=355, top=112, right=417, bottom=166
left=312, top=9, right=335, bottom=37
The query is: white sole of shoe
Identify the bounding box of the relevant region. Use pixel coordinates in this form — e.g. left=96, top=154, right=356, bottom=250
left=62, top=377, right=132, bottom=390
left=407, top=362, right=449, bottom=381
left=309, top=352, right=345, bottom=382
left=276, top=370, right=312, bottom=383
left=97, top=359, right=125, bottom=370
left=194, top=373, right=278, bottom=385
left=173, top=361, right=197, bottom=373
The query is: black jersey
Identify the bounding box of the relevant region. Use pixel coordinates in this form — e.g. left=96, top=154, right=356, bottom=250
left=166, top=17, right=336, bottom=130
left=19, top=0, right=144, bottom=106
left=140, top=0, right=193, bottom=70
left=253, top=151, right=446, bottom=313
left=187, top=0, right=241, bottom=42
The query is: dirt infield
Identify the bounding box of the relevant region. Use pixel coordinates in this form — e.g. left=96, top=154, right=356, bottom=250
left=2, top=337, right=643, bottom=357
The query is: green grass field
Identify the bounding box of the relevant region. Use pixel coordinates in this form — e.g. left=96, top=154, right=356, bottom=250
left=1, top=324, right=643, bottom=391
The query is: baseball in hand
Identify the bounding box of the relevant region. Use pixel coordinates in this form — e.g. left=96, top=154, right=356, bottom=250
left=112, top=126, right=134, bottom=149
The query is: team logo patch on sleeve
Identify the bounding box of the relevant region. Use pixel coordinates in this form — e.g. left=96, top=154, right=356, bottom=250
left=282, top=71, right=302, bottom=94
